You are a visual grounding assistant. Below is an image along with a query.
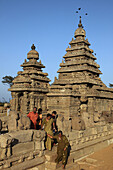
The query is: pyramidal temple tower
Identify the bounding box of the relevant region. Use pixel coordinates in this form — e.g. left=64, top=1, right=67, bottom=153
left=9, top=44, right=50, bottom=114
left=47, top=17, right=113, bottom=127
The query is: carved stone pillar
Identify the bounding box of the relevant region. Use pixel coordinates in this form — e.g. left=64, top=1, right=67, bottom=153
left=43, top=96, right=47, bottom=112
left=10, top=92, right=16, bottom=111
left=23, top=92, right=28, bottom=114
left=15, top=93, right=19, bottom=111
left=38, top=98, right=41, bottom=108
left=30, top=92, right=35, bottom=112
left=35, top=97, right=38, bottom=109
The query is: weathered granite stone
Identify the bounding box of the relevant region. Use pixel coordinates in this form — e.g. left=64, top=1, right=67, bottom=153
left=9, top=130, right=33, bottom=143
left=0, top=134, right=13, bottom=148
left=0, top=148, right=7, bottom=160
left=18, top=114, right=31, bottom=130
left=7, top=111, right=18, bottom=132
left=12, top=142, right=34, bottom=156
left=72, top=116, right=85, bottom=130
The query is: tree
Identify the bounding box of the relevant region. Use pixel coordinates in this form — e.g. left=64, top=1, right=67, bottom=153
left=2, top=76, right=14, bottom=87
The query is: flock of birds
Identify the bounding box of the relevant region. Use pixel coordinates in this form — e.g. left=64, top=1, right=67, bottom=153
left=76, top=7, right=88, bottom=16
left=75, top=8, right=88, bottom=29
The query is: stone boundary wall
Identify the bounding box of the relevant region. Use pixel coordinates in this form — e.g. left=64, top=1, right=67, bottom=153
left=0, top=130, right=45, bottom=169
left=68, top=123, right=113, bottom=163
left=1, top=124, right=113, bottom=169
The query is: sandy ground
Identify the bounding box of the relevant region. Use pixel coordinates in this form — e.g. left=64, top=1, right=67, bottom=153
left=78, top=143, right=113, bottom=170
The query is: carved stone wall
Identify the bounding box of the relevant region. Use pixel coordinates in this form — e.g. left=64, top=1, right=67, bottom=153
left=0, top=130, right=45, bottom=169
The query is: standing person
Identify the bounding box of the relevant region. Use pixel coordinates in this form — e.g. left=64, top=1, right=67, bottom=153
left=27, top=107, right=38, bottom=129
left=37, top=108, right=42, bottom=130
left=7, top=106, right=10, bottom=116
left=52, top=111, right=58, bottom=133
left=41, top=113, right=54, bottom=151
left=49, top=131, right=69, bottom=169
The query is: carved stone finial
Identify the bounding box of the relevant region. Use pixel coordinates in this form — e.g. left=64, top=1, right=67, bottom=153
left=78, top=16, right=82, bottom=28
left=39, top=60, right=41, bottom=64
left=24, top=59, right=27, bottom=63
left=62, top=59, right=64, bottom=63
left=54, top=76, right=57, bottom=81
left=31, top=44, right=36, bottom=50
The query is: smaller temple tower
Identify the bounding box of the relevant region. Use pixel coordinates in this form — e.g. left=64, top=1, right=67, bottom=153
left=9, top=44, right=50, bottom=114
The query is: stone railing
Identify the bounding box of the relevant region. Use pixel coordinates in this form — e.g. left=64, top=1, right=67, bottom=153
left=68, top=124, right=113, bottom=162
left=0, top=130, right=45, bottom=169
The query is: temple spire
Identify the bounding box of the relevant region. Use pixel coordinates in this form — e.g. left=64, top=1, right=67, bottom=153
left=78, top=16, right=82, bottom=28
left=31, top=44, right=36, bottom=50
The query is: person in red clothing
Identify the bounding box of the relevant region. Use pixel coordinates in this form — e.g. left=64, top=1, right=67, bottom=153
left=27, top=107, right=38, bottom=129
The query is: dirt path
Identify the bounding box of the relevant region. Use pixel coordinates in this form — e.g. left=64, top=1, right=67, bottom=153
left=78, top=143, right=113, bottom=170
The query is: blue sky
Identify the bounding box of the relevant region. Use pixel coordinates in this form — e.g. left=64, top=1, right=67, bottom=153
left=0, top=0, right=113, bottom=102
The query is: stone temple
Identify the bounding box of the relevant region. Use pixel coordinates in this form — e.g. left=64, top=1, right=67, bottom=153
left=9, top=16, right=113, bottom=129
left=0, top=16, right=113, bottom=170
left=47, top=16, right=113, bottom=128
left=9, top=44, right=50, bottom=114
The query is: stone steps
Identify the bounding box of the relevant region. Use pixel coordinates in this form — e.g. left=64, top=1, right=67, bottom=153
left=44, top=146, right=80, bottom=170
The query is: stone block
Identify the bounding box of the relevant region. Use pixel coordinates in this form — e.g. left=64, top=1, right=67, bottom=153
left=27, top=152, right=34, bottom=160
left=0, top=148, right=7, bottom=160
left=3, top=160, right=10, bottom=168
left=93, top=140, right=108, bottom=152
left=96, top=126, right=104, bottom=133
left=69, top=150, right=84, bottom=161
left=33, top=130, right=45, bottom=141
left=8, top=156, right=45, bottom=170
left=34, top=141, right=42, bottom=151
left=12, top=141, right=34, bottom=156
left=85, top=158, right=97, bottom=164
left=103, top=126, right=108, bottom=132
left=69, top=131, right=79, bottom=140
left=18, top=156, right=24, bottom=163
left=0, top=134, right=13, bottom=148
left=83, top=128, right=97, bottom=137
left=9, top=130, right=33, bottom=143
left=8, top=111, right=18, bottom=131
left=33, top=130, right=41, bottom=139
left=41, top=141, right=45, bottom=150
left=45, top=161, right=57, bottom=170
left=20, top=114, right=31, bottom=130
left=7, top=146, right=11, bottom=157
left=72, top=117, right=85, bottom=130
left=69, top=130, right=83, bottom=140
left=83, top=145, right=94, bottom=155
